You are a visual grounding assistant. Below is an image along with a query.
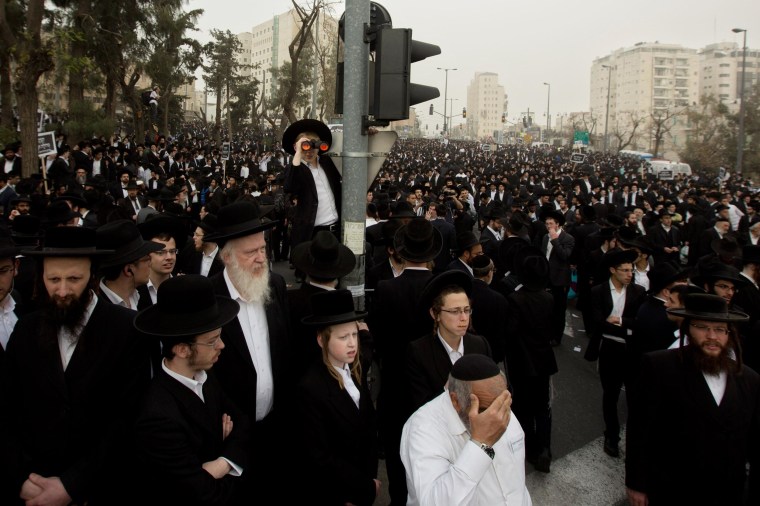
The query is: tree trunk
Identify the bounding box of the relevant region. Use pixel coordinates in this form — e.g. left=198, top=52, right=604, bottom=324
left=226, top=81, right=233, bottom=138
left=103, top=72, right=117, bottom=121
left=17, top=75, right=42, bottom=179
left=67, top=0, right=90, bottom=111
left=214, top=85, right=222, bottom=144
left=162, top=91, right=171, bottom=134
left=0, top=51, right=12, bottom=130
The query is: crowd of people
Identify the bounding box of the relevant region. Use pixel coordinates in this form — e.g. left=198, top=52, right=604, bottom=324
left=0, top=118, right=758, bottom=505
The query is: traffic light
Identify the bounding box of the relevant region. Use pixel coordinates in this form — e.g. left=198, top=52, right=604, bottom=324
left=462, top=107, right=466, bottom=119
left=373, top=27, right=441, bottom=121
left=501, top=113, right=506, bottom=123
left=429, top=104, right=433, bottom=115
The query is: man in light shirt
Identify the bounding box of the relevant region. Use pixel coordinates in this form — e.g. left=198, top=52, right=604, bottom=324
left=0, top=231, right=21, bottom=357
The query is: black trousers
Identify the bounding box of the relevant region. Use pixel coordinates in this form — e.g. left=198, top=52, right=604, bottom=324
left=598, top=339, right=628, bottom=442
left=511, top=374, right=553, bottom=458
left=549, top=284, right=569, bottom=343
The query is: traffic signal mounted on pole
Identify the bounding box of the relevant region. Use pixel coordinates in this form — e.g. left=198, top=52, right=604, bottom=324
left=373, top=27, right=441, bottom=121
left=462, top=107, right=466, bottom=119
left=429, top=104, right=434, bottom=115
left=501, top=113, right=506, bottom=123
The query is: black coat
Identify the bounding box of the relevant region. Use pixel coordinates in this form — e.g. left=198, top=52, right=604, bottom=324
left=626, top=349, right=760, bottom=505
left=505, top=287, right=558, bottom=380
left=584, top=281, right=645, bottom=361
left=470, top=279, right=510, bottom=364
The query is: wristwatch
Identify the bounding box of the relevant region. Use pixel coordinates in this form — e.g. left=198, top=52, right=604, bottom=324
left=471, top=439, right=495, bottom=459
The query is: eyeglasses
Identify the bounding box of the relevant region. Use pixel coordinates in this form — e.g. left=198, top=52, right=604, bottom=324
left=440, top=307, right=473, bottom=316
left=713, top=283, right=736, bottom=292
left=152, top=248, right=179, bottom=257
left=189, top=335, right=222, bottom=348
left=0, top=266, right=15, bottom=275
left=615, top=268, right=634, bottom=274
left=690, top=323, right=729, bottom=336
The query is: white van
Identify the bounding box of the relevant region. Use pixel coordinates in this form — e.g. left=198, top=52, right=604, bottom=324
left=647, top=160, right=692, bottom=180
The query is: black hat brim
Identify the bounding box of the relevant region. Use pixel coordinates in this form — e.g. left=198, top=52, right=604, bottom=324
left=282, top=119, right=333, bottom=155
left=302, top=309, right=368, bottom=327
left=666, top=307, right=749, bottom=323
left=290, top=241, right=356, bottom=279
left=203, top=219, right=278, bottom=247
left=22, top=247, right=114, bottom=257
left=419, top=270, right=473, bottom=313
left=134, top=297, right=241, bottom=337
left=393, top=226, right=443, bottom=263
left=100, top=239, right=166, bottom=269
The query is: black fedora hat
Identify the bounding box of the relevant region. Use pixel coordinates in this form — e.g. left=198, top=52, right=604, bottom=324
left=516, top=251, right=550, bottom=291
left=96, top=219, right=165, bottom=268
left=541, top=208, right=565, bottom=226
left=301, top=289, right=367, bottom=326
left=711, top=236, right=743, bottom=260
left=138, top=214, right=188, bottom=248
left=10, top=214, right=42, bottom=243
left=393, top=219, right=442, bottom=263
left=203, top=200, right=277, bottom=247
left=419, top=270, right=472, bottom=311
left=456, top=231, right=486, bottom=251
left=602, top=248, right=639, bottom=269
left=497, top=235, right=530, bottom=272
left=0, top=229, right=21, bottom=259
left=389, top=201, right=417, bottom=219
left=10, top=194, right=32, bottom=207
left=666, top=293, right=749, bottom=323
left=54, top=191, right=88, bottom=209
left=194, top=213, right=218, bottom=235
left=647, top=261, right=690, bottom=294
left=134, top=275, right=240, bottom=338
left=691, top=258, right=746, bottom=288
left=291, top=230, right=356, bottom=279
left=597, top=227, right=618, bottom=241
left=282, top=119, right=332, bottom=156
left=145, top=188, right=176, bottom=202
left=43, top=200, right=81, bottom=225
left=22, top=226, right=113, bottom=257
left=616, top=226, right=641, bottom=247
left=84, top=175, right=107, bottom=190
left=743, top=245, right=760, bottom=266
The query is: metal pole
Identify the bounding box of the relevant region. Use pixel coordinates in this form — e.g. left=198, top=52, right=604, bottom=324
left=603, top=65, right=612, bottom=153
left=443, top=71, right=448, bottom=133
left=733, top=28, right=747, bottom=175
left=341, top=0, right=370, bottom=304
left=544, top=82, right=550, bottom=136
left=310, top=16, right=319, bottom=119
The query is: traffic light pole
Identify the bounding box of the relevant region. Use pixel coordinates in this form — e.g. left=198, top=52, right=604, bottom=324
left=341, top=0, right=370, bottom=307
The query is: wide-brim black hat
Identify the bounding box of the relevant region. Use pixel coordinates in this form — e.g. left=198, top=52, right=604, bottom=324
left=97, top=219, right=165, bottom=268
left=743, top=245, right=760, bottom=265
left=497, top=235, right=530, bottom=272
left=516, top=250, right=550, bottom=291
left=456, top=231, right=487, bottom=251
left=291, top=230, right=356, bottom=279
left=22, top=226, right=113, bottom=257
left=541, top=209, right=565, bottom=226
left=134, top=275, right=240, bottom=338
left=194, top=213, right=218, bottom=235
left=10, top=214, right=42, bottom=242
left=419, top=270, right=472, bottom=311
left=666, top=293, right=749, bottom=323
left=616, top=226, right=641, bottom=247
left=203, top=200, right=277, bottom=247
left=711, top=237, right=743, bottom=260
left=282, top=119, right=332, bottom=156
left=0, top=229, right=21, bottom=259
left=690, top=258, right=746, bottom=287
left=10, top=195, right=32, bottom=207
left=138, top=214, right=188, bottom=248
left=393, top=219, right=442, bottom=263
left=389, top=201, right=417, bottom=219
left=146, top=188, right=177, bottom=202
left=602, top=248, right=639, bottom=269
left=301, top=289, right=367, bottom=326
left=647, top=261, right=691, bottom=294
left=43, top=200, right=81, bottom=225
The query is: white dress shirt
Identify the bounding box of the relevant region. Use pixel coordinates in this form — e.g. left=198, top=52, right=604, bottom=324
left=0, top=293, right=18, bottom=350
left=308, top=162, right=339, bottom=227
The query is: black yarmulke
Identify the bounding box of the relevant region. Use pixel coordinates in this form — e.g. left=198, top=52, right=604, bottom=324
left=451, top=354, right=500, bottom=381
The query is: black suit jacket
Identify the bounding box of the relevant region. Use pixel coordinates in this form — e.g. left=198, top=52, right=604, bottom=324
left=0, top=299, right=151, bottom=504
left=283, top=157, right=342, bottom=248
left=470, top=279, right=510, bottom=364
left=405, top=332, right=492, bottom=413
left=294, top=361, right=378, bottom=506
left=541, top=229, right=575, bottom=287
left=626, top=349, right=760, bottom=505
left=631, top=295, right=678, bottom=356
left=132, top=368, right=250, bottom=505
left=209, top=271, right=292, bottom=423
left=584, top=281, right=645, bottom=361
left=188, top=250, right=224, bottom=277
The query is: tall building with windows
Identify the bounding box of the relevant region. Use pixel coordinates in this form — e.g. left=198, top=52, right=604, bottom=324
left=590, top=42, right=699, bottom=156
left=466, top=72, right=507, bottom=141
left=700, top=42, right=760, bottom=108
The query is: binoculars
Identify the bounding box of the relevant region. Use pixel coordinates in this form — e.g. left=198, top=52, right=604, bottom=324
left=300, top=139, right=329, bottom=152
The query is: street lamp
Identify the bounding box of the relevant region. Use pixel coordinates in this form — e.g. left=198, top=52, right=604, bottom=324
left=543, top=82, right=551, bottom=140
left=733, top=28, right=747, bottom=175
left=601, top=64, right=613, bottom=153
left=437, top=67, right=457, bottom=133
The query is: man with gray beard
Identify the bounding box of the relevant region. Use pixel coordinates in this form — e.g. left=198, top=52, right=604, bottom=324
left=203, top=199, right=292, bottom=497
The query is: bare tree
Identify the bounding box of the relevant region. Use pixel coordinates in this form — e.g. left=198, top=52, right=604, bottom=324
left=610, top=111, right=644, bottom=152
left=648, top=107, right=681, bottom=157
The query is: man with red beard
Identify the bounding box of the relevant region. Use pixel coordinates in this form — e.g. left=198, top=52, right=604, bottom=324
left=626, top=293, right=759, bottom=506
left=0, top=227, right=151, bottom=505
left=203, top=200, right=291, bottom=497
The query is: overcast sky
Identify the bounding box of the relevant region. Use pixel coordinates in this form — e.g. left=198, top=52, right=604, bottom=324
left=188, top=0, right=758, bottom=130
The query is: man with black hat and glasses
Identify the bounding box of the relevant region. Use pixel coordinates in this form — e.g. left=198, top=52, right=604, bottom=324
left=626, top=294, right=758, bottom=506
left=0, top=227, right=151, bottom=505
left=131, top=275, right=250, bottom=505
left=400, top=354, right=531, bottom=506
left=539, top=208, right=575, bottom=346
left=201, top=199, right=292, bottom=495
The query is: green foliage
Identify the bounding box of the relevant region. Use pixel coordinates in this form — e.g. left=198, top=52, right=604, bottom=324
left=61, top=100, right=116, bottom=141
left=228, top=79, right=260, bottom=127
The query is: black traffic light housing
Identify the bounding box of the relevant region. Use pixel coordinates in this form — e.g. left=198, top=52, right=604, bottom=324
left=501, top=113, right=506, bottom=123
left=462, top=107, right=466, bottom=119
left=373, top=27, right=441, bottom=121
left=429, top=104, right=434, bottom=115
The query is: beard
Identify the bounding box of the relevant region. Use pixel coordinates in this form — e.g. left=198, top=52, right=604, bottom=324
left=226, top=254, right=271, bottom=304
left=41, top=288, right=93, bottom=338
left=687, top=339, right=735, bottom=375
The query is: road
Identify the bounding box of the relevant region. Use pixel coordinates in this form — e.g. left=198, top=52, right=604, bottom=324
left=273, top=260, right=630, bottom=505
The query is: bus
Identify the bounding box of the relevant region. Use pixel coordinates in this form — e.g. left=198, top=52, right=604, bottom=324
left=619, top=150, right=654, bottom=162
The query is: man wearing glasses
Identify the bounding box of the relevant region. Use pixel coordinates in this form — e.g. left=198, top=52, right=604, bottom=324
left=137, top=214, right=188, bottom=308
left=626, top=294, right=757, bottom=506
left=585, top=248, right=645, bottom=458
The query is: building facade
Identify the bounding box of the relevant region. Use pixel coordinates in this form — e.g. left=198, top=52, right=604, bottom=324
left=700, top=41, right=760, bottom=108
left=466, top=72, right=508, bottom=141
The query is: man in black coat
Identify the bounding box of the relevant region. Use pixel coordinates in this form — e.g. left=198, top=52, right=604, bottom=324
left=733, top=245, right=760, bottom=371
left=539, top=209, right=576, bottom=346
left=0, top=227, right=151, bottom=505
left=585, top=248, right=645, bottom=458
left=626, top=294, right=759, bottom=506
left=202, top=201, right=293, bottom=496
left=468, top=255, right=509, bottom=367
